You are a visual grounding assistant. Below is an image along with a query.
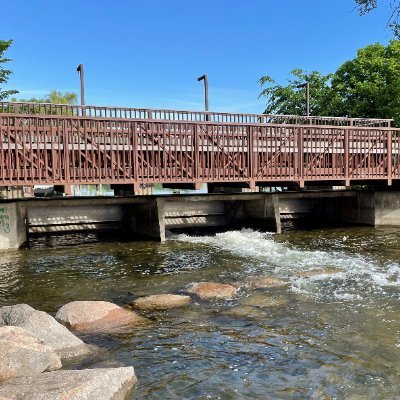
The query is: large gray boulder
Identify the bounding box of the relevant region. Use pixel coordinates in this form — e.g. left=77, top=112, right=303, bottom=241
left=0, top=304, right=90, bottom=360
left=0, top=326, right=61, bottom=383
left=0, top=367, right=137, bottom=400
left=56, top=301, right=148, bottom=333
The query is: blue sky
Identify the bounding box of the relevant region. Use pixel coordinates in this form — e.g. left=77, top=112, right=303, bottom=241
left=1, top=0, right=395, bottom=113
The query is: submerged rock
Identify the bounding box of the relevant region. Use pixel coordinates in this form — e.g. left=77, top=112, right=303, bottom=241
left=132, top=294, right=191, bottom=311
left=0, top=326, right=61, bottom=383
left=245, top=276, right=289, bottom=289
left=240, top=292, right=288, bottom=308
left=0, top=304, right=90, bottom=360
left=186, top=282, right=238, bottom=300
left=0, top=367, right=137, bottom=400
left=56, top=301, right=148, bottom=333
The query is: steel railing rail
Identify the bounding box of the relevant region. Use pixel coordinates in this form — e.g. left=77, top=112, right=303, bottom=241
left=0, top=101, right=393, bottom=127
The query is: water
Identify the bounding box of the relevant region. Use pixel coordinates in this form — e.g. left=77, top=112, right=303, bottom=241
left=2, top=227, right=400, bottom=399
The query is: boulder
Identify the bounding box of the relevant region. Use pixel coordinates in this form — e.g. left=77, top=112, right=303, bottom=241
left=245, top=276, right=289, bottom=289
left=0, top=326, right=61, bottom=383
left=56, top=301, right=148, bottom=333
left=186, top=282, right=238, bottom=300
left=132, top=294, right=191, bottom=311
left=0, top=367, right=137, bottom=400
left=0, top=304, right=90, bottom=360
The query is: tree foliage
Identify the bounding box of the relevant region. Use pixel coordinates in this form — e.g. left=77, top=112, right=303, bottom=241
left=259, top=40, right=400, bottom=126
left=355, top=0, right=400, bottom=37
left=259, top=69, right=332, bottom=116
left=329, top=41, right=400, bottom=122
left=11, top=90, right=77, bottom=105
left=0, top=40, right=18, bottom=100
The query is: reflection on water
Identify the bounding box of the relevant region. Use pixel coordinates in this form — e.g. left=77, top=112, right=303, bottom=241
left=2, top=227, right=400, bottom=398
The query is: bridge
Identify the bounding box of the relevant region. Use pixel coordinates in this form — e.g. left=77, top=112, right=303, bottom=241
left=0, top=101, right=397, bottom=192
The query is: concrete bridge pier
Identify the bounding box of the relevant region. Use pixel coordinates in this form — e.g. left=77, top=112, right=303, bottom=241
left=0, top=203, right=27, bottom=249
left=126, top=199, right=166, bottom=241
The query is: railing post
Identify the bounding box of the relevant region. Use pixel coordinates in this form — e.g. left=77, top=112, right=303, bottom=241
left=388, top=129, right=393, bottom=186
left=248, top=125, right=254, bottom=183
left=297, top=127, right=304, bottom=187
left=344, top=128, right=350, bottom=187
left=194, top=124, right=200, bottom=183
left=133, top=121, right=139, bottom=183
left=64, top=119, right=70, bottom=184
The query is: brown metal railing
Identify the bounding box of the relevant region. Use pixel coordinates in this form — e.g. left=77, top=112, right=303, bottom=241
left=0, top=101, right=393, bottom=127
left=0, top=113, right=398, bottom=187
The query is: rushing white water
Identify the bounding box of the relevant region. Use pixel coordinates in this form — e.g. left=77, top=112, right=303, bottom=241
left=170, top=229, right=400, bottom=301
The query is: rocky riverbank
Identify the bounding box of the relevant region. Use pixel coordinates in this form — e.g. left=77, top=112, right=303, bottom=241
left=0, top=270, right=336, bottom=399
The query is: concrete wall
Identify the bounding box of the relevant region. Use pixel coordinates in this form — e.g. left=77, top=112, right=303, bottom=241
left=131, top=198, right=165, bottom=241
left=374, top=192, right=400, bottom=226
left=243, top=195, right=281, bottom=233
left=335, top=192, right=375, bottom=226
left=0, top=203, right=27, bottom=249
left=163, top=201, right=226, bottom=229
left=3, top=190, right=400, bottom=251
left=28, top=205, right=124, bottom=233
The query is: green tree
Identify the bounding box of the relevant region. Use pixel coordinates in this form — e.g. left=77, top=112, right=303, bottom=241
left=329, top=40, right=400, bottom=124
left=0, top=39, right=18, bottom=100
left=11, top=90, right=78, bottom=115
left=355, top=0, right=400, bottom=37
left=11, top=89, right=77, bottom=104
left=259, top=69, right=332, bottom=115
left=259, top=40, right=400, bottom=125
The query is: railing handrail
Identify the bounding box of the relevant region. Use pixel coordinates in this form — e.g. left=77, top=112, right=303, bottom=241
left=0, top=101, right=393, bottom=127
left=2, top=113, right=400, bottom=132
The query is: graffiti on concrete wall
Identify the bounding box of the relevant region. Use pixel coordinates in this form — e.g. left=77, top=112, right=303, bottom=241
left=0, top=207, right=11, bottom=234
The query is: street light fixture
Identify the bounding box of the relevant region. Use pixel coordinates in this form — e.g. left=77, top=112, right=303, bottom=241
left=197, top=74, right=209, bottom=118
left=296, top=82, right=310, bottom=116
left=76, top=64, right=85, bottom=106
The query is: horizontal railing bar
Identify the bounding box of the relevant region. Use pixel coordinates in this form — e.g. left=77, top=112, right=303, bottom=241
left=1, top=115, right=399, bottom=131
left=0, top=101, right=393, bottom=127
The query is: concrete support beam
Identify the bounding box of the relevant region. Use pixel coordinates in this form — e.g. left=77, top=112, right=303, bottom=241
left=336, top=192, right=375, bottom=226
left=132, top=198, right=165, bottom=241
left=243, top=194, right=281, bottom=233
left=0, top=203, right=27, bottom=250
left=374, top=192, right=400, bottom=225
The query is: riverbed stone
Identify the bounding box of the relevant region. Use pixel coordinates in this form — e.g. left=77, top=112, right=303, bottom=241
left=0, top=304, right=90, bottom=360
left=56, top=301, right=148, bottom=333
left=245, top=276, right=289, bottom=289
left=240, top=292, right=288, bottom=308
left=0, top=366, right=137, bottom=400
left=0, top=326, right=61, bottom=383
left=186, top=282, right=238, bottom=300
left=132, top=294, right=191, bottom=311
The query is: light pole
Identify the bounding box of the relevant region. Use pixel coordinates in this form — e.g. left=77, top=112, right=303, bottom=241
left=76, top=64, right=85, bottom=106
left=296, top=82, right=310, bottom=116
left=197, top=74, right=209, bottom=119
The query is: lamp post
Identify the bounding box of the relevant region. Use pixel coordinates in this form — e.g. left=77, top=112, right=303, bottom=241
left=296, top=82, right=310, bottom=116
left=197, top=74, right=209, bottom=120
left=76, top=64, right=85, bottom=106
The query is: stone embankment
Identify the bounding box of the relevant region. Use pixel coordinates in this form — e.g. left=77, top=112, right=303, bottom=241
left=0, top=303, right=138, bottom=400
left=0, top=269, right=339, bottom=399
